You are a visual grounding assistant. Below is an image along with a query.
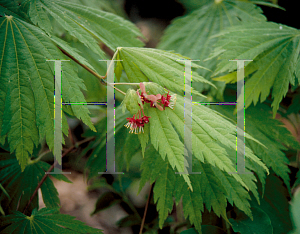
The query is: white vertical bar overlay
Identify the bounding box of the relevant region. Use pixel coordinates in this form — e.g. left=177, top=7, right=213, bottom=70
left=176, top=59, right=201, bottom=174
left=46, top=60, right=70, bottom=175
left=99, top=60, right=123, bottom=174
left=229, top=59, right=253, bottom=175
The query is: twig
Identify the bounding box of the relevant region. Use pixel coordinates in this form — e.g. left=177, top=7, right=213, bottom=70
left=176, top=198, right=184, bottom=223
left=99, top=42, right=114, bottom=57
left=31, top=150, right=51, bottom=164
left=68, top=126, right=75, bottom=146
left=23, top=137, right=95, bottom=214
left=57, top=46, right=126, bottom=96
left=111, top=85, right=126, bottom=96
left=139, top=183, right=154, bottom=234
left=57, top=46, right=106, bottom=80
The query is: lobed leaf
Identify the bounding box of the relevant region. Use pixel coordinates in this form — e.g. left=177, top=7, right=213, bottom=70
left=117, top=47, right=214, bottom=98
left=159, top=0, right=266, bottom=62
left=167, top=94, right=268, bottom=189
left=29, top=0, right=52, bottom=32
left=213, top=102, right=300, bottom=194
left=158, top=0, right=266, bottom=99
left=34, top=0, right=144, bottom=57
left=0, top=207, right=103, bottom=233
left=211, top=21, right=300, bottom=116
left=0, top=154, right=68, bottom=215
left=139, top=146, right=175, bottom=228
left=0, top=15, right=94, bottom=168
left=148, top=106, right=192, bottom=190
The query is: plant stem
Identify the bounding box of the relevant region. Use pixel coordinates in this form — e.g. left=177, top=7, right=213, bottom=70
left=30, top=150, right=51, bottom=164
left=57, top=46, right=125, bottom=96
left=23, top=137, right=95, bottom=214
left=57, top=46, right=105, bottom=80
left=68, top=126, right=75, bottom=145
left=111, top=84, right=126, bottom=95
left=139, top=183, right=153, bottom=234
left=176, top=198, right=184, bottom=223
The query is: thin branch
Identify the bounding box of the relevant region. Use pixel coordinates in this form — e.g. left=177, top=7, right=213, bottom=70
left=68, top=126, right=75, bottom=146
left=23, top=137, right=95, bottom=214
left=57, top=46, right=125, bottom=96
left=58, top=46, right=106, bottom=80
left=99, top=42, right=114, bottom=57
left=111, top=85, right=126, bottom=96
left=31, top=150, right=51, bottom=164
left=139, top=183, right=154, bottom=234
left=176, top=198, right=184, bottom=223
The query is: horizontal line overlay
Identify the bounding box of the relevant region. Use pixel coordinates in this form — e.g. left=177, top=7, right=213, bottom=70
left=62, top=102, right=107, bottom=105
left=192, top=102, right=237, bottom=105
left=61, top=102, right=237, bottom=105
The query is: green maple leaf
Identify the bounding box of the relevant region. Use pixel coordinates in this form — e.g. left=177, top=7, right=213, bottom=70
left=28, top=0, right=52, bottom=32
left=159, top=0, right=265, bottom=62
left=158, top=0, right=266, bottom=99
left=136, top=81, right=268, bottom=197
left=213, top=102, right=300, bottom=195
left=47, top=35, right=97, bottom=73
left=148, top=106, right=192, bottom=190
left=28, top=0, right=144, bottom=57
left=139, top=99, right=269, bottom=232
left=0, top=14, right=95, bottom=170
left=230, top=174, right=293, bottom=234
left=173, top=160, right=230, bottom=233
left=210, top=21, right=300, bottom=116
left=168, top=94, right=268, bottom=189
left=116, top=47, right=214, bottom=98
left=0, top=153, right=71, bottom=215
left=139, top=146, right=176, bottom=229
left=139, top=147, right=258, bottom=233
left=0, top=207, right=103, bottom=233
left=212, top=167, right=252, bottom=219
left=0, top=0, right=30, bottom=20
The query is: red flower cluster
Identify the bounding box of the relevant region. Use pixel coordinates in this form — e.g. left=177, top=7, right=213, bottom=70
left=158, top=91, right=176, bottom=110
left=124, top=110, right=150, bottom=134
left=138, top=83, right=176, bottom=111
left=125, top=83, right=176, bottom=134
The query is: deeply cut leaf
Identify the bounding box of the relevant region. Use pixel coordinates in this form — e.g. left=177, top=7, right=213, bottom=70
left=117, top=47, right=214, bottom=98
left=29, top=0, right=144, bottom=57
left=211, top=21, right=300, bottom=116
left=158, top=0, right=266, bottom=99
left=213, top=102, right=300, bottom=195
left=148, top=106, right=192, bottom=190
left=0, top=207, right=103, bottom=233
left=0, top=154, right=70, bottom=215
left=0, top=15, right=94, bottom=169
